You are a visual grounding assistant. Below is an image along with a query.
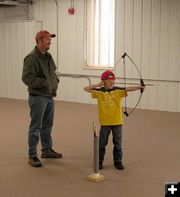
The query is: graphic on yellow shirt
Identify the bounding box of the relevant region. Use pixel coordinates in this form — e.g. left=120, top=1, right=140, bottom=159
left=91, top=87, right=127, bottom=126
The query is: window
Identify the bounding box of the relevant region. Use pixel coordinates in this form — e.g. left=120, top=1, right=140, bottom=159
left=85, top=0, right=115, bottom=68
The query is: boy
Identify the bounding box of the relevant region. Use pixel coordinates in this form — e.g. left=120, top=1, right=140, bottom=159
left=84, top=70, right=145, bottom=170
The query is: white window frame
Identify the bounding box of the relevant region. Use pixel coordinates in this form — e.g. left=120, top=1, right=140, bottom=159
left=84, top=0, right=115, bottom=69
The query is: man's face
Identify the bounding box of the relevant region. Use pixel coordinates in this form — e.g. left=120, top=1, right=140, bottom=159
left=103, top=79, right=115, bottom=89
left=38, top=36, right=52, bottom=51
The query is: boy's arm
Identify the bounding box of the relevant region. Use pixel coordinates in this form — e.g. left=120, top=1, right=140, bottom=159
left=84, top=81, right=103, bottom=93
left=126, top=85, right=145, bottom=92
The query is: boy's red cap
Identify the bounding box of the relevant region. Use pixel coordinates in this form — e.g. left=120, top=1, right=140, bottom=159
left=35, top=30, right=56, bottom=42
left=101, top=70, right=115, bottom=81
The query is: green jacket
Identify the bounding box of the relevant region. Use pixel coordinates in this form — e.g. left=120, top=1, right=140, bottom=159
left=22, top=47, right=59, bottom=97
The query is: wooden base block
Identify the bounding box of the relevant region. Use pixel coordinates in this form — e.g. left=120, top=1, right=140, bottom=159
left=87, top=173, right=105, bottom=182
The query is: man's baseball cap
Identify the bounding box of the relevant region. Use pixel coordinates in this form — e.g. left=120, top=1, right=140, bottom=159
left=101, top=70, right=115, bottom=81
left=35, top=30, right=56, bottom=42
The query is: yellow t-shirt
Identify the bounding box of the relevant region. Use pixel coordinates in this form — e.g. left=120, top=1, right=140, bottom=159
left=91, top=87, right=127, bottom=126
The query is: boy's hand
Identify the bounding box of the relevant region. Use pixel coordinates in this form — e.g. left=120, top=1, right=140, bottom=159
left=140, top=85, right=145, bottom=92
left=140, top=79, right=145, bottom=93
left=84, top=81, right=104, bottom=93
left=99, top=81, right=104, bottom=87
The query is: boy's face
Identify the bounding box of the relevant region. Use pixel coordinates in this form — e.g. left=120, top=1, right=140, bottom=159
left=103, top=79, right=115, bottom=89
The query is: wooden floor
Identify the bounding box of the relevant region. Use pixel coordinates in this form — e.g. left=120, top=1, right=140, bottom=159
left=0, top=98, right=180, bottom=197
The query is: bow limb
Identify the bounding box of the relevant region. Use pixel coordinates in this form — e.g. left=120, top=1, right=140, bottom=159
left=121, top=53, right=145, bottom=117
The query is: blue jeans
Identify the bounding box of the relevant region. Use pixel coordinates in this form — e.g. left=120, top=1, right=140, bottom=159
left=28, top=95, right=54, bottom=157
left=99, top=125, right=123, bottom=162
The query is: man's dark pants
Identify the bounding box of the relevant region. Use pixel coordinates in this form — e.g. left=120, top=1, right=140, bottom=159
left=28, top=95, right=54, bottom=157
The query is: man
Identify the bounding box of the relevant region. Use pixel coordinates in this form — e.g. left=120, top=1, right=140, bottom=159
left=22, top=30, right=62, bottom=167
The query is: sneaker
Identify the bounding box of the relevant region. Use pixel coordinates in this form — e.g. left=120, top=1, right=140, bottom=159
left=114, top=161, right=124, bottom=170
left=28, top=156, right=42, bottom=167
left=99, top=161, right=103, bottom=170
left=41, top=148, right=63, bottom=158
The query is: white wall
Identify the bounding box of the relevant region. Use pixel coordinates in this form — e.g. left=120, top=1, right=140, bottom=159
left=0, top=20, right=42, bottom=99
left=0, top=0, right=180, bottom=112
